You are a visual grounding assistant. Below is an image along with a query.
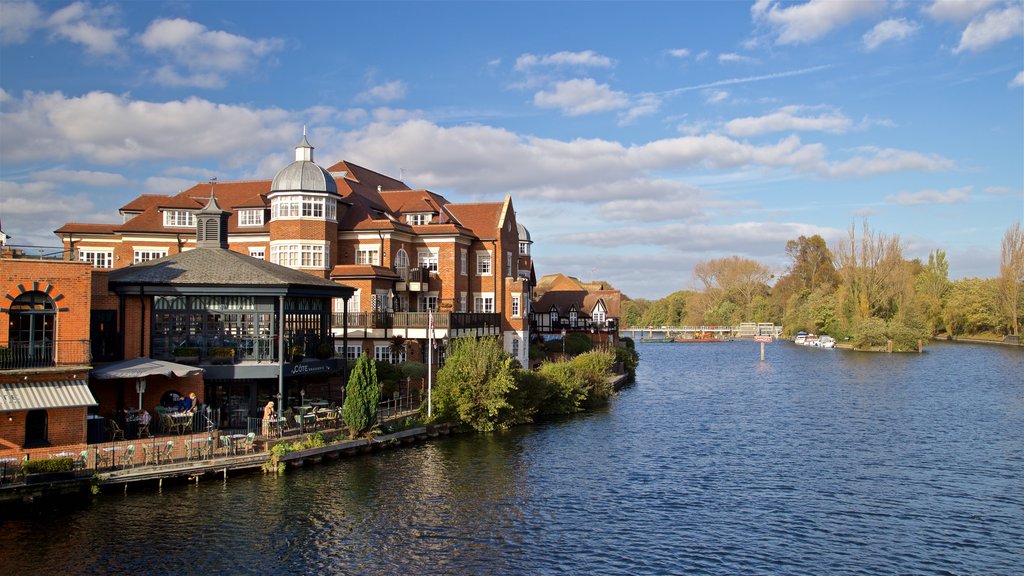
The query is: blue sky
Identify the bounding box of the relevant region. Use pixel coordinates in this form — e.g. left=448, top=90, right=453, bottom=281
left=1, top=0, right=1022, bottom=299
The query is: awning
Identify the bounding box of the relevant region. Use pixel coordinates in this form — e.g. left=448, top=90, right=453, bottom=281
left=0, top=380, right=98, bottom=412
left=91, top=358, right=204, bottom=380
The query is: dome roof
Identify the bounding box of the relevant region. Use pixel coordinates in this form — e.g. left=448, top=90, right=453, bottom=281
left=270, top=135, right=338, bottom=195
left=517, top=222, right=532, bottom=243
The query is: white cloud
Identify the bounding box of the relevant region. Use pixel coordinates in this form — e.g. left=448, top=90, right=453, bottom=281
left=752, top=0, right=883, bottom=45
left=138, top=18, right=284, bottom=87
left=924, top=0, right=1001, bottom=22
left=863, top=18, right=919, bottom=51
left=533, top=78, right=629, bottom=116
left=144, top=176, right=195, bottom=194
left=884, top=185, right=972, bottom=205
left=705, top=90, right=730, bottom=104
left=0, top=0, right=43, bottom=44
left=514, top=50, right=614, bottom=71
left=618, top=94, right=662, bottom=125
left=668, top=48, right=691, bottom=58
left=30, top=168, right=131, bottom=187
left=954, top=4, right=1024, bottom=53
left=825, top=147, right=954, bottom=177
left=718, top=53, right=757, bottom=64
left=1011, top=71, right=1024, bottom=88
left=46, top=1, right=126, bottom=55
left=725, top=106, right=852, bottom=136
left=356, top=80, right=408, bottom=104
left=0, top=179, right=116, bottom=246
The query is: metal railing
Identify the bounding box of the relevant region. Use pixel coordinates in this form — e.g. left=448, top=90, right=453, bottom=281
left=332, top=311, right=501, bottom=331
left=0, top=339, right=92, bottom=370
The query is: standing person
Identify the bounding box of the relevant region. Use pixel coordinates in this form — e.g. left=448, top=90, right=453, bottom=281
left=180, top=392, right=193, bottom=413
left=187, top=392, right=200, bottom=413
left=262, top=401, right=276, bottom=436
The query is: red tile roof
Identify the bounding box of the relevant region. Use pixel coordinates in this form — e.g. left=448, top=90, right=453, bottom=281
left=329, top=264, right=400, bottom=279
left=445, top=203, right=503, bottom=238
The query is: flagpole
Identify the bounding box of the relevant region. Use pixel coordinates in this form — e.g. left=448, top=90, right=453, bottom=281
left=427, top=309, right=433, bottom=418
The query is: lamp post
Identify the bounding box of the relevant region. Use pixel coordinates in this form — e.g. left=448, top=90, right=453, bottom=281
left=561, top=328, right=567, bottom=356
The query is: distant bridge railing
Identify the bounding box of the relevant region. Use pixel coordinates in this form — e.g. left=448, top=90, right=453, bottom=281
left=620, top=323, right=782, bottom=338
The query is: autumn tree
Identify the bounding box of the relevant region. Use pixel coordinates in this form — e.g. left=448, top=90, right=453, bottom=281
left=691, top=256, right=772, bottom=324
left=913, top=250, right=950, bottom=335
left=834, top=221, right=914, bottom=326
left=998, top=222, right=1024, bottom=336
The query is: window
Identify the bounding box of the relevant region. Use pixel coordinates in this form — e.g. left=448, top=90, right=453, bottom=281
left=569, top=308, right=578, bottom=326
left=420, top=293, right=438, bottom=312
left=593, top=307, right=606, bottom=325
left=460, top=249, right=467, bottom=276
left=406, top=213, right=429, bottom=225
left=374, top=343, right=405, bottom=364
left=550, top=309, right=559, bottom=326
left=520, top=242, right=529, bottom=256
left=134, top=248, right=168, bottom=263
left=270, top=243, right=326, bottom=269
left=418, top=248, right=438, bottom=272
left=238, top=209, right=264, bottom=227
left=506, top=252, right=512, bottom=277
left=356, top=247, right=379, bottom=265
left=8, top=291, right=56, bottom=366
left=248, top=247, right=265, bottom=259
left=512, top=295, right=520, bottom=318
left=335, top=344, right=362, bottom=360
left=511, top=337, right=519, bottom=358
left=460, top=293, right=467, bottom=312
left=474, top=294, right=494, bottom=313
left=79, top=249, right=113, bottom=268
left=271, top=195, right=337, bottom=221
left=395, top=249, right=409, bottom=280
left=163, top=210, right=195, bottom=227
left=335, top=290, right=361, bottom=313
left=476, top=251, right=492, bottom=276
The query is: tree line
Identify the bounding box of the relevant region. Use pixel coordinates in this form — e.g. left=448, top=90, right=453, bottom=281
left=622, top=222, right=1024, bottom=351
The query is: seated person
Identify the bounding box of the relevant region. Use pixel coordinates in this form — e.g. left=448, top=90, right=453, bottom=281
left=179, top=392, right=194, bottom=413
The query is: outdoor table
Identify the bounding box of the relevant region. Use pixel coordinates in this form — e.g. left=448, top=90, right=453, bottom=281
left=169, top=412, right=193, bottom=434
left=227, top=434, right=247, bottom=455
left=98, top=446, right=122, bottom=468
left=190, top=437, right=212, bottom=459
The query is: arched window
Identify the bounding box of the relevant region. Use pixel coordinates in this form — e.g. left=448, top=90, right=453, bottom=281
left=8, top=291, right=56, bottom=367
left=24, top=410, right=49, bottom=448
left=395, top=249, right=409, bottom=280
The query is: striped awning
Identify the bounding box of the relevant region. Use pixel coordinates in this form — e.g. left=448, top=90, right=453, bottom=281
left=0, top=380, right=97, bottom=412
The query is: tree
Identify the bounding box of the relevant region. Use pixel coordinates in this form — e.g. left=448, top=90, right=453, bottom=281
left=999, top=222, right=1024, bottom=336
left=943, top=278, right=1001, bottom=336
left=834, top=221, right=913, bottom=326
left=342, top=353, right=379, bottom=437
left=691, top=256, right=772, bottom=324
left=431, top=337, right=517, bottom=431
left=914, top=250, right=950, bottom=335
left=785, top=234, right=837, bottom=292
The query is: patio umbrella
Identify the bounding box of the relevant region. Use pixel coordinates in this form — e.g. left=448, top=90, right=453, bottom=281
left=92, top=358, right=204, bottom=410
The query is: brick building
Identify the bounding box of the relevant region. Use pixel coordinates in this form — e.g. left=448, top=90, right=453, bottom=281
left=0, top=254, right=97, bottom=457
left=55, top=135, right=534, bottom=373
left=531, top=273, right=621, bottom=347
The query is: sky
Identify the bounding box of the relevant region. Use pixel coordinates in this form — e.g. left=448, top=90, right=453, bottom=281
left=0, top=0, right=1022, bottom=300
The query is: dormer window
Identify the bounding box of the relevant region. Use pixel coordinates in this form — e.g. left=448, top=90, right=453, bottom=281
left=519, top=242, right=530, bottom=256
left=406, top=213, right=430, bottom=226
left=238, top=209, right=264, bottom=227
left=271, top=195, right=337, bottom=221
left=569, top=307, right=578, bottom=326
left=164, top=210, right=195, bottom=228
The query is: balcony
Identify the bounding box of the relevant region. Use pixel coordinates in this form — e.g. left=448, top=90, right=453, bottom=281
left=0, top=340, right=92, bottom=371
left=332, top=311, right=501, bottom=332
left=396, top=267, right=431, bottom=293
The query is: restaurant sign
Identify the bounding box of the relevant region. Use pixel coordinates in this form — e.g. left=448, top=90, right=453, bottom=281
left=285, top=358, right=338, bottom=378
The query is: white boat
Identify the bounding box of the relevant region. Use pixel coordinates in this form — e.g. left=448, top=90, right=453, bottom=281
left=794, top=332, right=835, bottom=348
left=794, top=331, right=808, bottom=345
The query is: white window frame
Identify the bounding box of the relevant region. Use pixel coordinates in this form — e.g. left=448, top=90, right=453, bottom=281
left=163, top=210, right=195, bottom=228
left=248, top=247, right=265, bottom=259
left=406, top=213, right=429, bottom=225
left=269, top=242, right=328, bottom=269
left=459, top=292, right=467, bottom=313
left=512, top=295, right=520, bottom=318
left=592, top=305, right=606, bottom=325
left=511, top=337, right=519, bottom=358
left=460, top=249, right=468, bottom=276
left=356, top=246, right=380, bottom=266
left=79, top=248, right=113, bottom=268
left=133, top=248, right=168, bottom=264
left=419, top=292, right=439, bottom=312
left=476, top=251, right=492, bottom=276
left=335, top=343, right=362, bottom=360
left=519, top=242, right=529, bottom=256
left=270, top=195, right=337, bottom=221
left=395, top=249, right=410, bottom=280
left=506, top=252, right=512, bottom=277
left=238, top=209, right=264, bottom=227
left=418, top=247, right=439, bottom=272
left=474, top=293, right=495, bottom=313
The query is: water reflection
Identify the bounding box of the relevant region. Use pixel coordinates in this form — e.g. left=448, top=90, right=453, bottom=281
left=1, top=341, right=1022, bottom=575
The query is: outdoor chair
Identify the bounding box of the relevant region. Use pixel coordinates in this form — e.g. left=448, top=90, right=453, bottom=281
left=119, top=445, right=135, bottom=468
left=136, top=412, right=152, bottom=438
left=157, top=441, right=174, bottom=464
left=242, top=432, right=256, bottom=454
left=184, top=439, right=195, bottom=460
left=220, top=435, right=233, bottom=456
left=108, top=419, right=125, bottom=441
left=74, top=450, right=88, bottom=470
left=161, top=413, right=178, bottom=435
left=95, top=447, right=113, bottom=469
left=181, top=413, right=194, bottom=435
left=142, top=444, right=157, bottom=466
left=202, top=435, right=214, bottom=459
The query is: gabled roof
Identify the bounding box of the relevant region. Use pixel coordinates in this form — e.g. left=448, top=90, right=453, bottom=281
left=120, top=194, right=172, bottom=213
left=379, top=189, right=449, bottom=215
left=55, top=222, right=119, bottom=235
left=445, top=202, right=503, bottom=238
left=108, top=247, right=351, bottom=297
left=534, top=290, right=591, bottom=318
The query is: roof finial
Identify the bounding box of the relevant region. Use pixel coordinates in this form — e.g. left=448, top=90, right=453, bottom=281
left=209, top=176, right=217, bottom=200
left=303, top=124, right=307, bottom=137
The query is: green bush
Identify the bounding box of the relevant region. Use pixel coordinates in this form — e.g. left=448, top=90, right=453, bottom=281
left=24, top=457, right=73, bottom=474
left=528, top=342, right=547, bottom=362
left=208, top=346, right=235, bottom=357
left=431, top=337, right=517, bottom=431
left=173, top=346, right=199, bottom=357
left=620, top=336, right=635, bottom=350
left=343, top=354, right=380, bottom=437
left=399, top=360, right=427, bottom=379
left=852, top=317, right=888, bottom=349
left=536, top=361, right=587, bottom=415
left=569, top=350, right=615, bottom=408
left=564, top=333, right=594, bottom=356
left=887, top=319, right=927, bottom=352
left=615, top=345, right=639, bottom=379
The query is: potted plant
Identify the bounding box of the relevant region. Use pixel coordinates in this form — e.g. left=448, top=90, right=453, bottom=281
left=24, top=457, right=75, bottom=484
left=173, top=346, right=200, bottom=364
left=316, top=342, right=333, bottom=360
left=289, top=344, right=305, bottom=362
left=208, top=346, right=236, bottom=364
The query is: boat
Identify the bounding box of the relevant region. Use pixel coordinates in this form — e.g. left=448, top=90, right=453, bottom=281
left=793, top=332, right=835, bottom=348
left=639, top=336, right=674, bottom=343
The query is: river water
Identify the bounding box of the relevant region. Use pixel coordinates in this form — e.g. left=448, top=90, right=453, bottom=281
left=2, top=341, right=1022, bottom=575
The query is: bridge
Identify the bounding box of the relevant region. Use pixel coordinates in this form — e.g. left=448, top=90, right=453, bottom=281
left=620, top=323, right=783, bottom=340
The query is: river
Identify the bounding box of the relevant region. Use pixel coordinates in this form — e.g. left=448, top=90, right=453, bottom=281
left=2, top=340, right=1022, bottom=575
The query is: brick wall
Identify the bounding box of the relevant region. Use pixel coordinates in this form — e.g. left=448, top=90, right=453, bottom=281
left=0, top=258, right=93, bottom=351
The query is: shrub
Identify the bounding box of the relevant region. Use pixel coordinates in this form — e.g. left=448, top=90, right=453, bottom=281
left=887, top=319, right=927, bottom=352
left=620, top=336, right=635, bottom=350
left=569, top=350, right=615, bottom=408
left=431, top=337, right=517, bottom=431
left=399, top=360, right=427, bottom=379
left=528, top=342, right=547, bottom=362
left=615, top=345, right=639, bottom=379
left=343, top=354, right=380, bottom=437
left=208, top=347, right=235, bottom=357
left=24, top=457, right=73, bottom=474
left=173, top=346, right=199, bottom=357
left=536, top=361, right=588, bottom=415
left=851, top=317, right=888, bottom=349
left=564, top=333, right=594, bottom=356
